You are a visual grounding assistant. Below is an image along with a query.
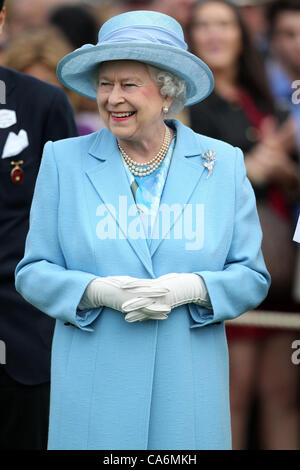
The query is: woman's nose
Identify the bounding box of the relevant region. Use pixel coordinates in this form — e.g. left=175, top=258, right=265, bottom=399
left=108, top=84, right=125, bottom=105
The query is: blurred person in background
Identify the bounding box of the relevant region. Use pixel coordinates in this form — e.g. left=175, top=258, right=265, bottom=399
left=49, top=3, right=105, bottom=134
left=49, top=3, right=99, bottom=50
left=4, top=0, right=75, bottom=38
left=265, top=0, right=300, bottom=326
left=116, top=0, right=155, bottom=12
left=266, top=0, right=300, bottom=177
left=152, top=0, right=197, bottom=30
left=117, top=0, right=196, bottom=31
left=2, top=27, right=90, bottom=133
left=4, top=27, right=75, bottom=89
left=231, top=0, right=273, bottom=57
left=188, top=0, right=300, bottom=450
left=88, top=0, right=122, bottom=25
left=0, top=1, right=78, bottom=449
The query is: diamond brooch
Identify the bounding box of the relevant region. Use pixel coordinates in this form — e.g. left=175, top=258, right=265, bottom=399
left=201, top=150, right=217, bottom=178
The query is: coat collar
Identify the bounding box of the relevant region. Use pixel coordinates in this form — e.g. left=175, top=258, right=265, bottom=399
left=86, top=119, right=208, bottom=274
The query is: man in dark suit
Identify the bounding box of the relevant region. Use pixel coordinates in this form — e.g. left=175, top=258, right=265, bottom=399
left=0, top=1, right=78, bottom=449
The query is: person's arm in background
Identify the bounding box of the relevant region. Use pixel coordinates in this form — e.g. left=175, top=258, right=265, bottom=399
left=245, top=116, right=300, bottom=191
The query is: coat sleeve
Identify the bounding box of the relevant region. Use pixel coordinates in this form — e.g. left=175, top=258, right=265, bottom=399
left=15, top=141, right=103, bottom=332
left=189, top=147, right=271, bottom=328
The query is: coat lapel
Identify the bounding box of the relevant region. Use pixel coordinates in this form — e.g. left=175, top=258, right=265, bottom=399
left=149, top=120, right=208, bottom=257
left=85, top=129, right=155, bottom=277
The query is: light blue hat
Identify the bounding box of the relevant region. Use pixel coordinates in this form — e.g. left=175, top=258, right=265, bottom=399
left=57, top=10, right=214, bottom=106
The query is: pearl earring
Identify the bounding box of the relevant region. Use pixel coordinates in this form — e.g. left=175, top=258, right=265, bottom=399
left=163, top=106, right=169, bottom=114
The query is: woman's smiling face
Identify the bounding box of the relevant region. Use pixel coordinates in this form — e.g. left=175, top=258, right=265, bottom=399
left=97, top=60, right=170, bottom=143
left=190, top=1, right=242, bottom=72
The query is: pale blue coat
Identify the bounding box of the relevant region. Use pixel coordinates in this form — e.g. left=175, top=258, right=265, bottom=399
left=15, top=119, right=270, bottom=450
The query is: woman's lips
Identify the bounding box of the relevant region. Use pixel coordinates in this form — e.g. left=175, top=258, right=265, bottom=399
left=110, top=111, right=136, bottom=122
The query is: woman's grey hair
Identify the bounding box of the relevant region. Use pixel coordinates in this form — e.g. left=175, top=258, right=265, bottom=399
left=146, top=65, right=187, bottom=116
left=93, top=62, right=187, bottom=116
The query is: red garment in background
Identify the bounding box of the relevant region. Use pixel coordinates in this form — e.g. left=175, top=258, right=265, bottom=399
left=237, top=90, right=290, bottom=220
left=226, top=90, right=290, bottom=341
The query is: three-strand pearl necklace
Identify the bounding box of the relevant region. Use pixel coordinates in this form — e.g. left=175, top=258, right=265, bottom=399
left=117, top=126, right=172, bottom=177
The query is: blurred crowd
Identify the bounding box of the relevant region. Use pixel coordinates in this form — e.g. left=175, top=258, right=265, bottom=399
left=0, top=0, right=300, bottom=450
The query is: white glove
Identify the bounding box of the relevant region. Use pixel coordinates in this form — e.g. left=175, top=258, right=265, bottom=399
left=78, top=276, right=171, bottom=320
left=121, top=273, right=211, bottom=322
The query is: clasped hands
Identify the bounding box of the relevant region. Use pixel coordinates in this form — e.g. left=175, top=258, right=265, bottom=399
left=79, top=273, right=210, bottom=323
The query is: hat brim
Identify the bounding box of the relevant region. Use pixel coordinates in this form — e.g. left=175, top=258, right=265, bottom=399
left=57, top=42, right=214, bottom=106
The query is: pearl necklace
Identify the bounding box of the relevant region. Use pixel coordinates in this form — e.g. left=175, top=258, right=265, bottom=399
left=117, top=126, right=172, bottom=177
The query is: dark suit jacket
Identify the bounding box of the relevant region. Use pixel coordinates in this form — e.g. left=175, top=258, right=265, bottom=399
left=0, top=67, right=78, bottom=384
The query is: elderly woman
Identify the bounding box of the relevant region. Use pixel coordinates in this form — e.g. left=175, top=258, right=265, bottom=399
left=15, top=10, right=270, bottom=450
